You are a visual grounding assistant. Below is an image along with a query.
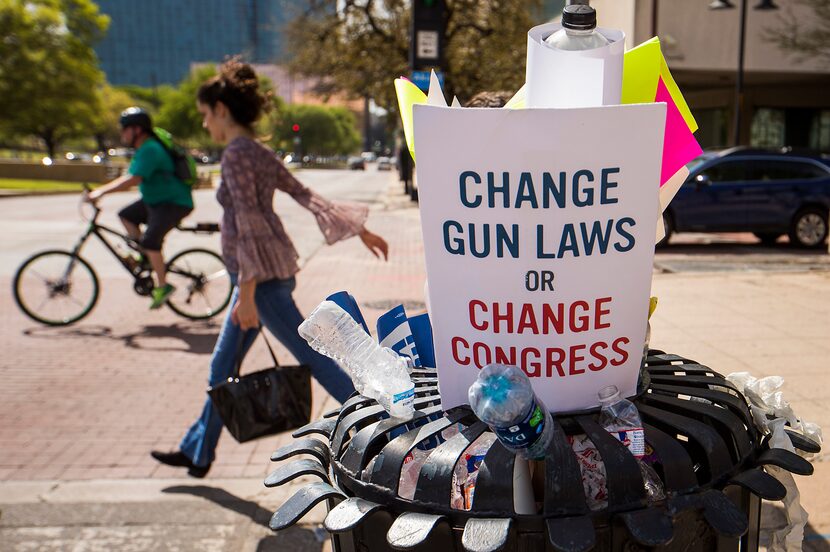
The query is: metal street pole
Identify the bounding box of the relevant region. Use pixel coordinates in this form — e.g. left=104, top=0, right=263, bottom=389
left=734, top=0, right=748, bottom=146
left=712, top=0, right=779, bottom=145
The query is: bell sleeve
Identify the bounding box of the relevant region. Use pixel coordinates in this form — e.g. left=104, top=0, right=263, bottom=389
left=273, top=158, right=368, bottom=245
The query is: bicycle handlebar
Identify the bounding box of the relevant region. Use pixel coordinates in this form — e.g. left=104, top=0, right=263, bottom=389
left=79, top=182, right=100, bottom=222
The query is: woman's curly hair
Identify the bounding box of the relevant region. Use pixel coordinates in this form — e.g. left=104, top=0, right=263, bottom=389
left=197, top=58, right=270, bottom=127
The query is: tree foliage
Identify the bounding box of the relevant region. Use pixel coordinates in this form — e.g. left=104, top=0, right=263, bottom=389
left=0, top=0, right=109, bottom=158
left=764, top=0, right=830, bottom=67
left=93, top=84, right=136, bottom=151
left=284, top=0, right=543, bottom=114
left=155, top=65, right=218, bottom=144
left=116, top=83, right=176, bottom=112
left=272, top=104, right=362, bottom=156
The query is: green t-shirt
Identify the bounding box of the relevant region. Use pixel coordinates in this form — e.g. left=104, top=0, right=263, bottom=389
left=129, top=138, right=194, bottom=208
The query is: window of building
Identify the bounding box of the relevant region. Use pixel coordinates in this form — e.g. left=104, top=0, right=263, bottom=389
left=692, top=108, right=729, bottom=149
left=750, top=108, right=785, bottom=148
left=809, top=110, right=830, bottom=153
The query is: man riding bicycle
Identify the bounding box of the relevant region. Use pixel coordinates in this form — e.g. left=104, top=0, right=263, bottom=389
left=86, top=107, right=194, bottom=309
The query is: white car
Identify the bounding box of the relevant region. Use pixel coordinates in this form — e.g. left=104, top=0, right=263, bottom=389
left=376, top=157, right=392, bottom=171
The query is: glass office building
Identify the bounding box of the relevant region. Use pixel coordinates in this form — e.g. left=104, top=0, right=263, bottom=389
left=94, top=0, right=290, bottom=86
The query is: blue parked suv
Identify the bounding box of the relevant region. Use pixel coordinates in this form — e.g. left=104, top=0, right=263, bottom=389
left=662, top=148, right=830, bottom=248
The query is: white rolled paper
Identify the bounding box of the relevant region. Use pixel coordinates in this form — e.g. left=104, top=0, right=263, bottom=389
left=525, top=22, right=625, bottom=109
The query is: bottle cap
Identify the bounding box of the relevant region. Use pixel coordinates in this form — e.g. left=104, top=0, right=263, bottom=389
left=597, top=384, right=620, bottom=405
left=561, top=4, right=597, bottom=31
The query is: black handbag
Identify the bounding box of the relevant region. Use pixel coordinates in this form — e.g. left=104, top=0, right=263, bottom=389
left=208, top=329, right=312, bottom=443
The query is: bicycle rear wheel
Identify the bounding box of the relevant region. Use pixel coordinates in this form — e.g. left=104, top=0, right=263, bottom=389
left=165, top=248, right=232, bottom=320
left=13, top=250, right=100, bottom=326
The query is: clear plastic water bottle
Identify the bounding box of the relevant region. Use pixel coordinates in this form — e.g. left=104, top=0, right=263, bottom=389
left=597, top=385, right=645, bottom=458
left=298, top=301, right=415, bottom=419
left=468, top=364, right=553, bottom=460
left=544, top=4, right=610, bottom=51
left=451, top=432, right=497, bottom=510
left=597, top=385, right=665, bottom=503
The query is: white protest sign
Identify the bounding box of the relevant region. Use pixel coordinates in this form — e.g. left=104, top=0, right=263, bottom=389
left=413, top=103, right=666, bottom=412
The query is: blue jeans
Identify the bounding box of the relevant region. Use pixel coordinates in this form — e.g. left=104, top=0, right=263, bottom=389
left=179, top=276, right=355, bottom=467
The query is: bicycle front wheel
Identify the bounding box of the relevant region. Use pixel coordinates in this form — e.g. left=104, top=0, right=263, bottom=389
left=13, top=250, right=100, bottom=326
left=165, top=248, right=232, bottom=320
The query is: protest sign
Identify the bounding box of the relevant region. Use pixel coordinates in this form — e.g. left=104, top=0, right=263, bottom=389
left=413, top=103, right=666, bottom=411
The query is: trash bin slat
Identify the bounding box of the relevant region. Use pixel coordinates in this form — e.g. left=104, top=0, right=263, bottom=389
left=269, top=481, right=346, bottom=531
left=271, top=437, right=330, bottom=468
left=369, top=416, right=454, bottom=490
left=637, top=404, right=733, bottom=483
left=648, top=374, right=739, bottom=395
left=264, top=458, right=329, bottom=487
left=544, top=420, right=590, bottom=517
left=387, top=512, right=446, bottom=549
left=546, top=516, right=595, bottom=552
left=619, top=507, right=674, bottom=547
left=470, top=440, right=517, bottom=514
left=324, top=497, right=387, bottom=533
left=643, top=423, right=698, bottom=493
left=728, top=467, right=786, bottom=500
left=341, top=405, right=444, bottom=474
left=462, top=518, right=512, bottom=552
left=641, top=394, right=754, bottom=463
left=292, top=417, right=337, bottom=439
left=649, top=383, right=755, bottom=438
left=331, top=404, right=387, bottom=458
left=755, top=448, right=814, bottom=476
left=414, top=422, right=488, bottom=507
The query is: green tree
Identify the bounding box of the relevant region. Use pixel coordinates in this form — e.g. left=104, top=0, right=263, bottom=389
left=272, top=104, right=361, bottom=156
left=93, top=84, right=136, bottom=151
left=764, top=0, right=830, bottom=67
left=0, top=0, right=109, bottom=158
left=116, top=83, right=176, bottom=112
left=155, top=65, right=218, bottom=143
left=284, top=0, right=543, bottom=115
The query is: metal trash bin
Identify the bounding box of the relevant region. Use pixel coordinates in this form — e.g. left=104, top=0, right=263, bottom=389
left=266, top=351, right=819, bottom=551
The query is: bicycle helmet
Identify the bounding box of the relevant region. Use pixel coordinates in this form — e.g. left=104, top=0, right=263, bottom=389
left=119, top=107, right=152, bottom=131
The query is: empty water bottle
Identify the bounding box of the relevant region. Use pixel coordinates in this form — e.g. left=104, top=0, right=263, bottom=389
left=468, top=364, right=553, bottom=460
left=598, top=385, right=665, bottom=502
left=298, top=301, right=415, bottom=419
left=451, top=432, right=497, bottom=510
left=598, top=384, right=645, bottom=458
left=544, top=4, right=610, bottom=52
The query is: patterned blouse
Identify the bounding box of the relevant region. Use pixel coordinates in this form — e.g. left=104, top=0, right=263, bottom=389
left=216, top=136, right=368, bottom=282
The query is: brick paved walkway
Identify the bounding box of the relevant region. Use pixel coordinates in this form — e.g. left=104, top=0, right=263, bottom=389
left=0, top=184, right=426, bottom=482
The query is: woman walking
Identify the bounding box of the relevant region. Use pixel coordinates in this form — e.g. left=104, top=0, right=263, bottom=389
left=152, top=60, right=388, bottom=477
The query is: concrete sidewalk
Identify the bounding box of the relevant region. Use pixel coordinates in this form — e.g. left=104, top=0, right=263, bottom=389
left=1, top=180, right=829, bottom=550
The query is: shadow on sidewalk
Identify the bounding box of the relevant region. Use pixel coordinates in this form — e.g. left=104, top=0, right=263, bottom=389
left=22, top=322, right=219, bottom=355
left=161, top=485, right=324, bottom=551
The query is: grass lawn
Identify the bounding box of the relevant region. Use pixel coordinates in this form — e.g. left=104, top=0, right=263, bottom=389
left=0, top=179, right=94, bottom=192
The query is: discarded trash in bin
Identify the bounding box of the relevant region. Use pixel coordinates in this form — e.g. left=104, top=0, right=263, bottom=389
left=468, top=364, right=553, bottom=460
left=299, top=301, right=415, bottom=419
left=266, top=352, right=819, bottom=551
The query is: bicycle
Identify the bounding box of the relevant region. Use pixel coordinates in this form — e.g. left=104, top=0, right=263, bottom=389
left=12, top=185, right=233, bottom=326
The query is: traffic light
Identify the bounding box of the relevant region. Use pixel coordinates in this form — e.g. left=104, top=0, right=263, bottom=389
left=411, top=0, right=446, bottom=71
left=292, top=123, right=300, bottom=133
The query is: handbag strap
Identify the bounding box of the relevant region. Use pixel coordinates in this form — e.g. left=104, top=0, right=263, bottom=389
left=233, top=326, right=280, bottom=377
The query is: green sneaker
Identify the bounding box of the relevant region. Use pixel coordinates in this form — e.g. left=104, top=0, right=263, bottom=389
left=150, top=284, right=175, bottom=310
